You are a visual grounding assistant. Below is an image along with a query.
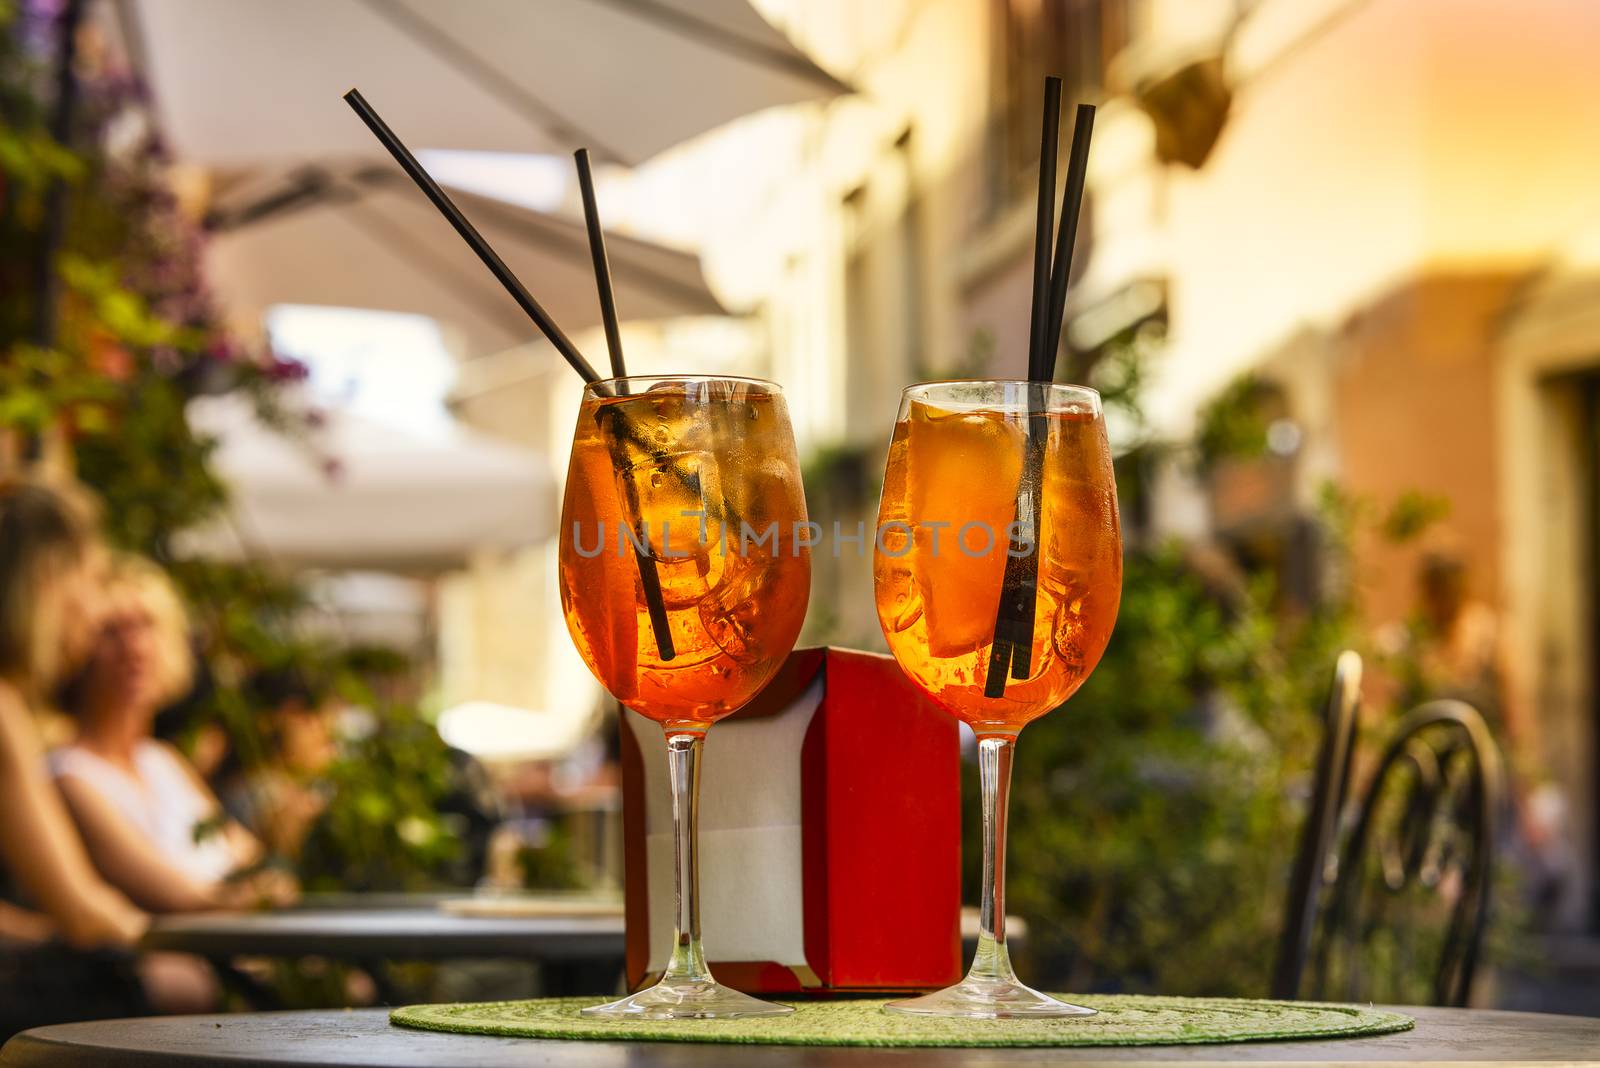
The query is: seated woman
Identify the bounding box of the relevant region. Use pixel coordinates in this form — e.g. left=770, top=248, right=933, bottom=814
left=50, top=555, right=294, bottom=913
left=0, top=478, right=211, bottom=1033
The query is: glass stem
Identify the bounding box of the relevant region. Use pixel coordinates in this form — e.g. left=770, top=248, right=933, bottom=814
left=662, top=731, right=712, bottom=984
left=970, top=734, right=1019, bottom=985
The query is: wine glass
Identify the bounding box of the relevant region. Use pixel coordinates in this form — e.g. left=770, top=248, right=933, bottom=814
left=559, top=375, right=811, bottom=1019
left=873, top=380, right=1122, bottom=1017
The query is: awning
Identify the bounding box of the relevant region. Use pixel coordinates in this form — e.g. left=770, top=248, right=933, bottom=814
left=180, top=395, right=555, bottom=571
left=125, top=0, right=849, bottom=168
left=202, top=165, right=728, bottom=357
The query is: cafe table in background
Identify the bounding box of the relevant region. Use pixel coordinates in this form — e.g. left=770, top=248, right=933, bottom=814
left=137, top=895, right=1018, bottom=1003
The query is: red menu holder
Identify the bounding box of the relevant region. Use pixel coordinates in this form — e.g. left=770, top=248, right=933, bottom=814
left=619, top=646, right=962, bottom=994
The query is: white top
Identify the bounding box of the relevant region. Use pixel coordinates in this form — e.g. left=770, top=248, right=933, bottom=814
left=49, top=740, right=236, bottom=883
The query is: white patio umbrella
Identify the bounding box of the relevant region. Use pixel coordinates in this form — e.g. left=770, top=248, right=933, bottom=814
left=180, top=395, right=555, bottom=571
left=202, top=165, right=727, bottom=357
left=124, top=0, right=848, bottom=168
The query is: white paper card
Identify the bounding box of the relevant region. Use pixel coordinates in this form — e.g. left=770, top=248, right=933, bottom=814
left=627, top=673, right=823, bottom=972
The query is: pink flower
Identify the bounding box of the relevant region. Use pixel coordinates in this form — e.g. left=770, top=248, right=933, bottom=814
left=266, top=355, right=311, bottom=383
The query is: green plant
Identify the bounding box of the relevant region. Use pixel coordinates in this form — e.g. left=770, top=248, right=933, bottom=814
left=516, top=820, right=589, bottom=891
left=988, top=542, right=1332, bottom=995
left=298, top=713, right=460, bottom=892
left=1380, top=489, right=1452, bottom=544
left=1194, top=372, right=1277, bottom=473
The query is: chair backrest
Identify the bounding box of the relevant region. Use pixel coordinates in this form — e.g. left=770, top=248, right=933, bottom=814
left=1307, top=701, right=1504, bottom=1006
left=1272, top=650, right=1362, bottom=999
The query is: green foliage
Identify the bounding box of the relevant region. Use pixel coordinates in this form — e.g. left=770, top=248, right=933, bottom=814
left=516, top=821, right=589, bottom=891
left=0, top=123, right=79, bottom=197
left=79, top=376, right=228, bottom=550
left=0, top=343, right=114, bottom=430
left=938, top=326, right=996, bottom=381
left=800, top=442, right=878, bottom=514
left=1194, top=373, right=1276, bottom=472
left=1082, top=319, right=1162, bottom=440
left=1380, top=490, right=1452, bottom=544
left=301, top=648, right=463, bottom=891
left=992, top=543, right=1335, bottom=995
left=299, top=708, right=461, bottom=892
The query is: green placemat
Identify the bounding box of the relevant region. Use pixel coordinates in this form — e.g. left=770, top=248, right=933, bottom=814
left=391, top=995, right=1413, bottom=1048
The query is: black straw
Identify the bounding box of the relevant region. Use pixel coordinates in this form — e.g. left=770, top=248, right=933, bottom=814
left=1025, top=79, right=1062, bottom=383
left=341, top=90, right=677, bottom=662
left=574, top=149, right=627, bottom=380
left=984, top=80, right=1095, bottom=699
left=572, top=148, right=676, bottom=662
left=1045, top=104, right=1096, bottom=362
left=341, top=88, right=605, bottom=385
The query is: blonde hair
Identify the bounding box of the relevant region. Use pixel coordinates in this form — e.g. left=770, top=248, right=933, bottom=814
left=103, top=554, right=196, bottom=708
left=0, top=479, right=99, bottom=690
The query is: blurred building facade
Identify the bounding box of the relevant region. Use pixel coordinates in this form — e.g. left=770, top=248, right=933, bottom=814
left=1066, top=0, right=1600, bottom=939
left=445, top=0, right=1600, bottom=938
left=746, top=0, right=1600, bottom=941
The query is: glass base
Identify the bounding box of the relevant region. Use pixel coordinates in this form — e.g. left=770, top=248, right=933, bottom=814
left=581, top=977, right=795, bottom=1020
left=886, top=976, right=1096, bottom=1019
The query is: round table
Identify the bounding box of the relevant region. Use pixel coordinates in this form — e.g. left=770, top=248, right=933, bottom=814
left=2, top=1006, right=1596, bottom=1067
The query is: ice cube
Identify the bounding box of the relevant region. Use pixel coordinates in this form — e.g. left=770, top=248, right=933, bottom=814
left=697, top=551, right=776, bottom=665
left=904, top=402, right=1024, bottom=657
left=879, top=562, right=925, bottom=634
left=612, top=449, right=731, bottom=608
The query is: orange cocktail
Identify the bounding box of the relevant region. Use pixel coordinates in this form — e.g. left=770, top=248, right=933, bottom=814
left=560, top=378, right=810, bottom=732
left=558, top=375, right=810, bottom=1020
left=872, top=380, right=1122, bottom=1019
left=874, top=387, right=1121, bottom=736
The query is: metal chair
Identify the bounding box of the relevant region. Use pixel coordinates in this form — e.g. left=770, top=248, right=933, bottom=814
left=1306, top=701, right=1505, bottom=1006
left=1272, top=650, right=1362, bottom=1000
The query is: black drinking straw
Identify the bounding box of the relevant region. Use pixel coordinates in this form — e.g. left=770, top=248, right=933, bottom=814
left=983, top=77, right=1060, bottom=697
left=1026, top=79, right=1063, bottom=384
left=984, top=82, right=1096, bottom=698
left=1045, top=104, right=1096, bottom=362
left=342, top=90, right=678, bottom=661
left=574, top=149, right=627, bottom=381
left=341, top=89, right=605, bottom=386
left=574, top=148, right=676, bottom=662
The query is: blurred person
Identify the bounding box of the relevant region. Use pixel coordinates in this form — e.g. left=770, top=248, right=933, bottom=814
left=152, top=650, right=232, bottom=783
left=222, top=668, right=336, bottom=860
left=50, top=555, right=296, bottom=913
left=437, top=745, right=504, bottom=887
left=1402, top=547, right=1569, bottom=922
left=1414, top=550, right=1500, bottom=711
left=0, top=478, right=211, bottom=1029
left=1398, top=546, right=1541, bottom=769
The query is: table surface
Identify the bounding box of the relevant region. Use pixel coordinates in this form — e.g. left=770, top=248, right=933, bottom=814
left=3, top=1005, right=1597, bottom=1067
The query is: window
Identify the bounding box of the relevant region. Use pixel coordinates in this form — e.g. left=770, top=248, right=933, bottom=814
left=987, top=0, right=1132, bottom=215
